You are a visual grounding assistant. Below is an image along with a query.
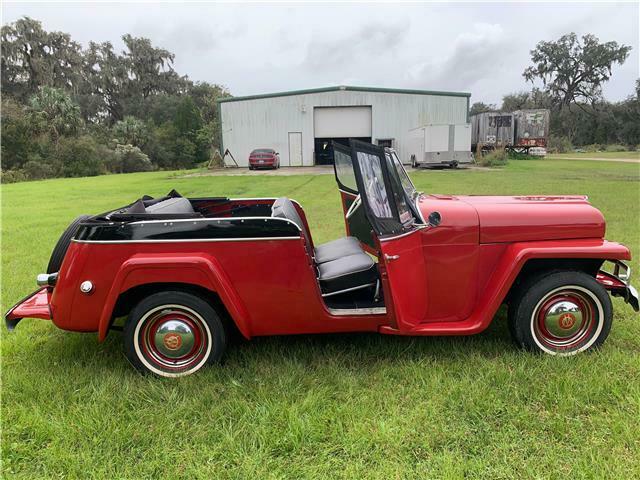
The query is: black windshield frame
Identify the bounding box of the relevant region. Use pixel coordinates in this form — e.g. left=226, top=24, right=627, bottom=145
left=332, top=142, right=359, bottom=194
left=384, top=149, right=422, bottom=224
left=349, top=139, right=406, bottom=236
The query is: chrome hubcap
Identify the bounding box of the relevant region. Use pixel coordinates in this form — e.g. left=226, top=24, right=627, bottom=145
left=154, top=319, right=195, bottom=359
left=139, top=306, right=208, bottom=372
left=543, top=300, right=583, bottom=338
left=533, top=288, right=598, bottom=351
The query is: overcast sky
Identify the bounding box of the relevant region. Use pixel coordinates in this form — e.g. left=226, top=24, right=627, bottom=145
left=3, top=2, right=639, bottom=104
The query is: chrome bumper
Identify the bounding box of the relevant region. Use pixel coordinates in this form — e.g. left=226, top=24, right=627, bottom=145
left=597, top=261, right=639, bottom=312
left=612, top=284, right=639, bottom=312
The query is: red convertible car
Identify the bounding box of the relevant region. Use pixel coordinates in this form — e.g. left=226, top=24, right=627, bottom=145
left=6, top=140, right=638, bottom=377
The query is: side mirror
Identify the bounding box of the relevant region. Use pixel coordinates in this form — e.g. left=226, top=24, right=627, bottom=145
left=428, top=211, right=441, bottom=227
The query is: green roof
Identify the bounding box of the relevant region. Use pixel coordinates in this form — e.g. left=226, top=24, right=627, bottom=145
left=217, top=85, right=471, bottom=103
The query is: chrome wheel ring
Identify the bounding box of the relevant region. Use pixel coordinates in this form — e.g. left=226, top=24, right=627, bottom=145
left=531, top=285, right=603, bottom=355
left=134, top=304, right=212, bottom=377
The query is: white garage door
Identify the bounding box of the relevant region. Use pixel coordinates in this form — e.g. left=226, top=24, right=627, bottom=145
left=313, top=106, right=372, bottom=138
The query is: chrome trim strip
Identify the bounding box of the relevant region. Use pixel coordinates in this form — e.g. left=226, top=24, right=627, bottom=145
left=414, top=197, right=426, bottom=224
left=327, top=306, right=387, bottom=316
left=379, top=225, right=427, bottom=242
left=127, top=216, right=302, bottom=232
left=321, top=283, right=376, bottom=297
left=71, top=236, right=301, bottom=244
left=228, top=197, right=303, bottom=209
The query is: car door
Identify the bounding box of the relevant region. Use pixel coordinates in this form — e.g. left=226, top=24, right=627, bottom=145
left=332, top=142, right=376, bottom=251
left=348, top=141, right=428, bottom=331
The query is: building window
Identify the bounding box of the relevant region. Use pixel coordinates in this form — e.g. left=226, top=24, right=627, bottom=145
left=377, top=139, right=394, bottom=148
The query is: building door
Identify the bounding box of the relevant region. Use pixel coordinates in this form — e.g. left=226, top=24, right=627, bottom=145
left=288, top=132, right=302, bottom=166
left=313, top=106, right=372, bottom=165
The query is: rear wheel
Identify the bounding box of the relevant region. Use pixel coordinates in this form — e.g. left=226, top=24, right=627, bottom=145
left=124, top=291, right=226, bottom=377
left=508, top=271, right=612, bottom=355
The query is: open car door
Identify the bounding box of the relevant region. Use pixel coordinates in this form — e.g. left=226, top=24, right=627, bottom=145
left=346, top=140, right=425, bottom=331
left=333, top=142, right=377, bottom=251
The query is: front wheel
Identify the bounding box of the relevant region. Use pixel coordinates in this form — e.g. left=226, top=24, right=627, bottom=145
left=124, top=291, right=226, bottom=377
left=508, top=271, right=612, bottom=356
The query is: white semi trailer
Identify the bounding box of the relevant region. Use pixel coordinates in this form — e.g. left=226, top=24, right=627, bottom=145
left=408, top=124, right=473, bottom=168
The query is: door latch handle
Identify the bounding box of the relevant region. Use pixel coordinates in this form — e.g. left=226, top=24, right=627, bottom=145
left=385, top=254, right=400, bottom=261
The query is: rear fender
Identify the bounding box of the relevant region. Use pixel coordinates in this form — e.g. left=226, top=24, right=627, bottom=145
left=98, top=253, right=251, bottom=341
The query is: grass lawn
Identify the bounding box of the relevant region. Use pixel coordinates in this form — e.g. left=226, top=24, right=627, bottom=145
left=547, top=151, right=640, bottom=160
left=2, top=159, right=640, bottom=479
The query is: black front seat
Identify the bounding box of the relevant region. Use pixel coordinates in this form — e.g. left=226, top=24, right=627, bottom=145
left=271, top=197, right=364, bottom=263
left=271, top=197, right=379, bottom=296
left=317, top=253, right=378, bottom=296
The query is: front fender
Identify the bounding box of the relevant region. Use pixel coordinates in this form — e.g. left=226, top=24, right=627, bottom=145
left=381, top=238, right=631, bottom=336
left=97, top=253, right=252, bottom=341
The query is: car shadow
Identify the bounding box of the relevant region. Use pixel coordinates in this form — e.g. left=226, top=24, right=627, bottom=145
left=6, top=310, right=515, bottom=380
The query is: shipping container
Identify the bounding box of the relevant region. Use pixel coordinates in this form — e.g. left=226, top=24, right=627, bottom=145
left=470, top=112, right=515, bottom=152
left=408, top=123, right=473, bottom=168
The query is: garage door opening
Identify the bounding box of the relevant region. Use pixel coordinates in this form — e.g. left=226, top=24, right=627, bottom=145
left=313, top=106, right=372, bottom=165
left=314, top=137, right=372, bottom=165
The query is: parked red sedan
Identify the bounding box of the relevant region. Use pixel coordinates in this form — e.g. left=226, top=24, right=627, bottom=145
left=248, top=148, right=280, bottom=170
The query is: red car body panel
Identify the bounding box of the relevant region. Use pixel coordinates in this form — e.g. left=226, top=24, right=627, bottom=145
left=50, top=237, right=387, bottom=341
left=379, top=236, right=630, bottom=336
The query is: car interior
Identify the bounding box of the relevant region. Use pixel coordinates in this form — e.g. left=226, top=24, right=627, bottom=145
left=271, top=197, right=383, bottom=309
left=97, top=141, right=421, bottom=312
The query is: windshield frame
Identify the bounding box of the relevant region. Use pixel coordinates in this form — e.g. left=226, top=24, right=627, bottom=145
left=385, top=148, right=423, bottom=224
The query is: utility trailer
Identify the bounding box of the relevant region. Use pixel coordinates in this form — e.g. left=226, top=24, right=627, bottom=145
left=408, top=124, right=473, bottom=168
left=470, top=112, right=515, bottom=153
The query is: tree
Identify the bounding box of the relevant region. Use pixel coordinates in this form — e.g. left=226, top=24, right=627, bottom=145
left=113, top=116, right=148, bottom=147
left=1, top=17, right=83, bottom=100
left=524, top=33, right=631, bottom=109
left=122, top=35, right=187, bottom=99
left=29, top=87, right=82, bottom=140
left=469, top=102, right=496, bottom=116
left=80, top=41, right=129, bottom=123
left=1, top=99, right=37, bottom=170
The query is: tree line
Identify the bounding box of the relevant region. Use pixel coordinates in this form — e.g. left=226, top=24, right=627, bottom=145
left=1, top=17, right=230, bottom=182
left=1, top=20, right=637, bottom=183
left=470, top=33, right=637, bottom=153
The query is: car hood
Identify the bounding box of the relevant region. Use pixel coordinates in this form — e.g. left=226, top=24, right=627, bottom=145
left=419, top=194, right=605, bottom=244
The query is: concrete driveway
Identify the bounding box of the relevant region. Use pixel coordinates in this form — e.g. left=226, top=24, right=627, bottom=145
left=181, top=165, right=487, bottom=178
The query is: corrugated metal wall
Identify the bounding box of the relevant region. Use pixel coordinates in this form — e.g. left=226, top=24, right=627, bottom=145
left=221, top=90, right=468, bottom=166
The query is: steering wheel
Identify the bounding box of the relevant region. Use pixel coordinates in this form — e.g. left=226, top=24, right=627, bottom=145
left=345, top=194, right=362, bottom=219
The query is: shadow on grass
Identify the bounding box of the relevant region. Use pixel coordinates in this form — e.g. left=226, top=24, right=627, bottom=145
left=10, top=309, right=516, bottom=381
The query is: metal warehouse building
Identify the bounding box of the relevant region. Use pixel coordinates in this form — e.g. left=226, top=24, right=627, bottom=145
left=218, top=85, right=470, bottom=166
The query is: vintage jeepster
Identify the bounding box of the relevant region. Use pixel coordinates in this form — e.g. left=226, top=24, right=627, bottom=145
left=6, top=140, right=638, bottom=377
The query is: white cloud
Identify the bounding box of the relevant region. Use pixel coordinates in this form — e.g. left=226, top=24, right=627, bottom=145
left=2, top=2, right=638, bottom=103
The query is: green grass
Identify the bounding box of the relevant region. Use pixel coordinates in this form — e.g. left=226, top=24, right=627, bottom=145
left=548, top=151, right=640, bottom=160
left=2, top=160, right=640, bottom=479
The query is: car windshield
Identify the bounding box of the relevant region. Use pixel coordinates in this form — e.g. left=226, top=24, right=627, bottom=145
left=382, top=151, right=415, bottom=226
left=389, top=150, right=418, bottom=200
left=253, top=149, right=274, bottom=154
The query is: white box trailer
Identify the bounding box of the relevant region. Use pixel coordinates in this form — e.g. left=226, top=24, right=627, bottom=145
left=408, top=124, right=473, bottom=168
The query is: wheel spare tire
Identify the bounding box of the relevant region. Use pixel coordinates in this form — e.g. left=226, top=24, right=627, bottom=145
left=46, top=215, right=91, bottom=273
